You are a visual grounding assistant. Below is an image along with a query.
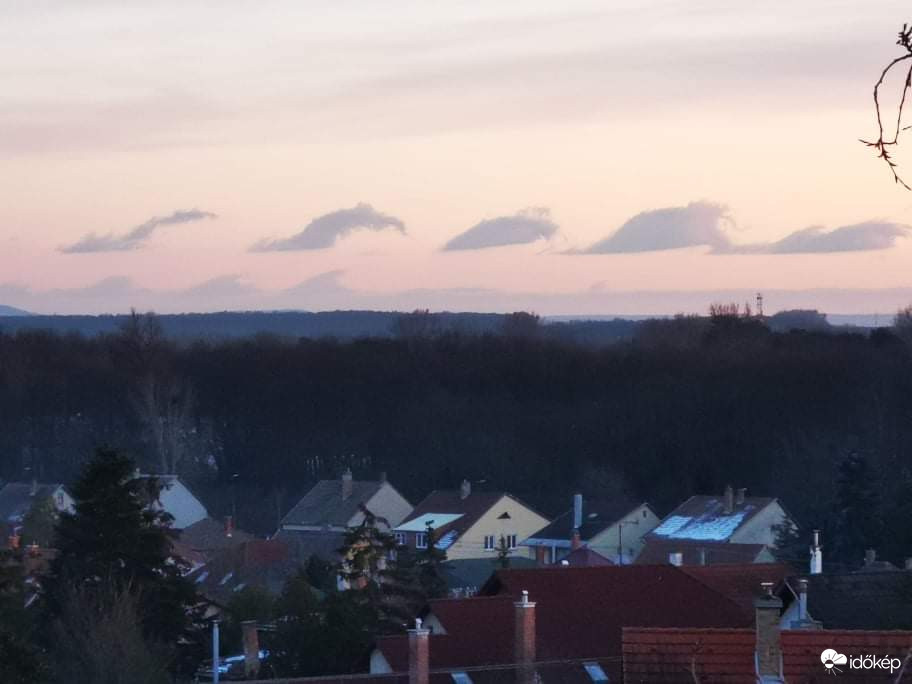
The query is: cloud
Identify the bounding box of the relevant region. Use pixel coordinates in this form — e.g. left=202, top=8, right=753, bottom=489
left=61, top=209, right=217, bottom=253
left=251, top=203, right=405, bottom=251
left=728, top=221, right=910, bottom=254
left=578, top=202, right=733, bottom=254
left=442, top=208, right=558, bottom=251
left=575, top=203, right=909, bottom=255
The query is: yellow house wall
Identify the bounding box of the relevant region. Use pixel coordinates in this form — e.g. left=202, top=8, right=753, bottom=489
left=585, top=503, right=661, bottom=562
left=445, top=495, right=550, bottom=561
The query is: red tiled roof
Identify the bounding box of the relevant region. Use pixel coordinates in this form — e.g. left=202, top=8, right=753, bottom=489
left=377, top=564, right=752, bottom=681
left=680, top=563, right=793, bottom=615
left=561, top=546, right=614, bottom=567
left=623, top=627, right=912, bottom=683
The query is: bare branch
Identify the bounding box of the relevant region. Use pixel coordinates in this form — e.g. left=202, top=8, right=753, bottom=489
left=861, top=24, right=912, bottom=190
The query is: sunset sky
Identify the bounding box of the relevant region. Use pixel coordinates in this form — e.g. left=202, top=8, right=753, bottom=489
left=4, top=0, right=912, bottom=315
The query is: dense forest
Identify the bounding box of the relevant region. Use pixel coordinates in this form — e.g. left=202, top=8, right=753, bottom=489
left=2, top=308, right=912, bottom=568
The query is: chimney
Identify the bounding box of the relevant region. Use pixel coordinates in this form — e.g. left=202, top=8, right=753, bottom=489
left=29, top=479, right=38, bottom=497
left=905, top=558, right=912, bottom=571
left=809, top=530, right=822, bottom=575
left=459, top=479, right=471, bottom=500
left=7, top=534, right=20, bottom=551
left=241, top=620, right=260, bottom=679
left=133, top=467, right=141, bottom=480
left=341, top=468, right=353, bottom=500
left=736, top=487, right=747, bottom=505
left=572, top=493, right=583, bottom=530
left=408, top=618, right=430, bottom=684
left=514, top=590, right=537, bottom=684
left=668, top=551, right=683, bottom=567
left=864, top=548, right=876, bottom=566
left=698, top=547, right=707, bottom=566
left=797, top=578, right=808, bottom=622
left=570, top=530, right=582, bottom=551
left=754, top=582, right=783, bottom=680
left=224, top=516, right=234, bottom=538
left=723, top=484, right=734, bottom=514
left=379, top=471, right=387, bottom=483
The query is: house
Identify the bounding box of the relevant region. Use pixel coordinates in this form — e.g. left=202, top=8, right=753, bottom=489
left=636, top=485, right=793, bottom=566
left=521, top=494, right=660, bottom=564
left=0, top=481, right=73, bottom=542
left=275, top=469, right=413, bottom=563
left=135, top=472, right=209, bottom=529
left=393, top=480, right=549, bottom=561
left=623, top=587, right=912, bottom=683
left=173, top=516, right=254, bottom=572
left=371, top=564, right=764, bottom=681
left=187, top=538, right=300, bottom=605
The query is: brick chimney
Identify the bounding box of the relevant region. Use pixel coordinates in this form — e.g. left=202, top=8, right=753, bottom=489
left=341, top=468, right=353, bottom=500
left=514, top=590, right=536, bottom=684
left=241, top=620, right=260, bottom=678
left=224, top=515, right=234, bottom=538
left=809, top=530, right=822, bottom=575
left=723, top=484, right=734, bottom=514
left=459, top=479, right=471, bottom=500
left=408, top=618, right=430, bottom=684
left=754, top=582, right=783, bottom=680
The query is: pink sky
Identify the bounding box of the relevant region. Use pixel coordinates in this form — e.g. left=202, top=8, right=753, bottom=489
left=3, top=1, right=912, bottom=315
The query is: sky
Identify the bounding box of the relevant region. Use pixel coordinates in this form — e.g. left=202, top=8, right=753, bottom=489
left=3, top=0, right=912, bottom=315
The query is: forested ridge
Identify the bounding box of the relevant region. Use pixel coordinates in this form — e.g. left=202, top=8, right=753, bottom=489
left=3, top=310, right=912, bottom=566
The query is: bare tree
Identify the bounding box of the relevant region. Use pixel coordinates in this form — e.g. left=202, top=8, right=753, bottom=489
left=862, top=24, right=912, bottom=189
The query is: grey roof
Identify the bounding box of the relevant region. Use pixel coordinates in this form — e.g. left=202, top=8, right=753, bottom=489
left=440, top=556, right=538, bottom=592
left=274, top=528, right=347, bottom=562
left=179, top=517, right=254, bottom=553
left=525, top=499, right=646, bottom=544
left=280, top=479, right=386, bottom=528
left=0, top=483, right=64, bottom=524
left=646, top=495, right=778, bottom=543
left=783, top=571, right=912, bottom=630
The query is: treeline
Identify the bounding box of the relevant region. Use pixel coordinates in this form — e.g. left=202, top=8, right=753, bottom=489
left=3, top=310, right=912, bottom=565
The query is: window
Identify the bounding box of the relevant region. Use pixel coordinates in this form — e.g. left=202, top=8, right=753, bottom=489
left=583, top=662, right=609, bottom=682
left=394, top=532, right=406, bottom=546
left=506, top=534, right=517, bottom=549
left=451, top=673, right=474, bottom=684
left=416, top=532, right=428, bottom=549
left=483, top=535, right=495, bottom=551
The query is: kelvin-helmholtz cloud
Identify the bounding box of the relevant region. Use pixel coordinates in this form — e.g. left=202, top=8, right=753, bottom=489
left=443, top=208, right=559, bottom=250
left=251, top=203, right=405, bottom=251
left=61, top=209, right=217, bottom=253
left=577, top=201, right=909, bottom=254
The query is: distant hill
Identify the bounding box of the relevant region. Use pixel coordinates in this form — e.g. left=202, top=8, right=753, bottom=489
left=0, top=305, right=32, bottom=316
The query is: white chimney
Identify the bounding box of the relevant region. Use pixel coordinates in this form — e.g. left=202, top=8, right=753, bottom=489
left=723, top=484, right=734, bottom=514
left=669, top=551, right=683, bottom=566
left=459, top=479, right=471, bottom=500
left=864, top=548, right=876, bottom=566
left=736, top=487, right=747, bottom=505
left=572, top=493, right=583, bottom=531
left=809, top=530, right=822, bottom=575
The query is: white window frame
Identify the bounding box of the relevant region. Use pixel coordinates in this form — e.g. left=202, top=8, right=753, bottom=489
left=483, top=535, right=496, bottom=551
left=394, top=532, right=407, bottom=546
left=416, top=532, right=428, bottom=549
left=506, top=534, right=517, bottom=549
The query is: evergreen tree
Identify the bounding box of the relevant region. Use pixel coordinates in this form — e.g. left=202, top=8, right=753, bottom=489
left=20, top=498, right=58, bottom=548
left=45, top=448, right=201, bottom=673
left=496, top=534, right=512, bottom=569
left=0, top=550, right=48, bottom=683
left=832, top=451, right=885, bottom=565
left=415, top=521, right=448, bottom=600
